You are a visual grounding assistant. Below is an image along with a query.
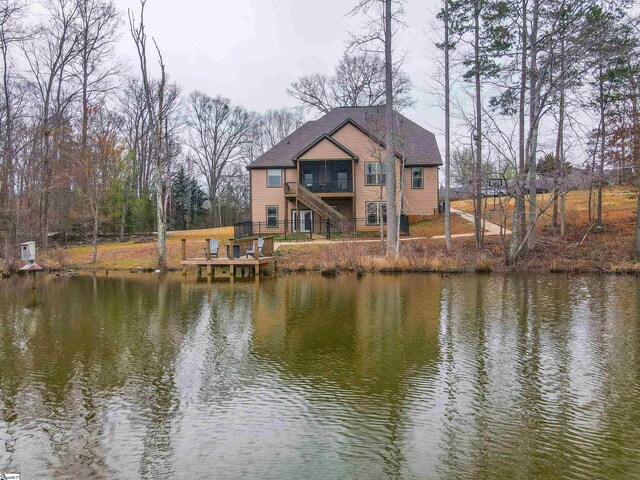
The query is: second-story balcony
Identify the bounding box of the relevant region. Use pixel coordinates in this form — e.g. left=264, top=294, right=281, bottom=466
left=298, top=159, right=353, bottom=195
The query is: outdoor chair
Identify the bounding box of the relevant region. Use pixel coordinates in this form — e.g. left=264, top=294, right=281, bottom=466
left=246, top=238, right=264, bottom=259
left=203, top=239, right=219, bottom=258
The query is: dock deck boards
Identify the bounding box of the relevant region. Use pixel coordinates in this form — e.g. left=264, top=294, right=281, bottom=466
left=180, top=237, right=277, bottom=280
left=181, top=256, right=275, bottom=266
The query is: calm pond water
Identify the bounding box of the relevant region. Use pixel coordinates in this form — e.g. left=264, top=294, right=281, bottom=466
left=0, top=273, right=639, bottom=479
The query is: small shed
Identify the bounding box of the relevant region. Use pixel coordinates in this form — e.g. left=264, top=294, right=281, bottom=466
left=21, top=242, right=36, bottom=262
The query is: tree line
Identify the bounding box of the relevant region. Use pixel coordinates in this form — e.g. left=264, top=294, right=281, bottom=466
left=291, top=0, right=640, bottom=264
left=0, top=0, right=307, bottom=266
left=3, top=0, right=639, bottom=269
left=436, top=0, right=640, bottom=263
left=0, top=0, right=408, bottom=268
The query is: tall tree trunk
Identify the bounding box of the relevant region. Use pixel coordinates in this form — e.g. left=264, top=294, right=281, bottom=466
left=120, top=183, right=127, bottom=242
left=552, top=22, right=565, bottom=232
left=597, top=64, right=605, bottom=230
left=130, top=1, right=169, bottom=269
left=40, top=72, right=56, bottom=250
left=509, top=0, right=527, bottom=265
left=395, top=154, right=405, bottom=254
left=526, top=0, right=540, bottom=251
left=473, top=0, right=483, bottom=249
left=156, top=76, right=167, bottom=269
left=41, top=125, right=52, bottom=249
left=91, top=208, right=99, bottom=264
left=384, top=0, right=398, bottom=256
left=1, top=38, right=15, bottom=244
left=556, top=33, right=566, bottom=238
left=444, top=0, right=453, bottom=251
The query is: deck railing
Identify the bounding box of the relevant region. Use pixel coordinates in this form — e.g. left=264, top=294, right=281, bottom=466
left=234, top=216, right=410, bottom=239
left=299, top=180, right=353, bottom=193
left=284, top=181, right=298, bottom=195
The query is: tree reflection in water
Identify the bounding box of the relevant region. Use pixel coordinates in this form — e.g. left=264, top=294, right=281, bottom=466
left=0, top=273, right=639, bottom=479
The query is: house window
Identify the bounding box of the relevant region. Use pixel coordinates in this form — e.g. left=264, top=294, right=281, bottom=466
left=266, top=205, right=278, bottom=227
left=267, top=169, right=282, bottom=188
left=366, top=202, right=387, bottom=226
left=412, top=167, right=423, bottom=189
left=365, top=162, right=386, bottom=185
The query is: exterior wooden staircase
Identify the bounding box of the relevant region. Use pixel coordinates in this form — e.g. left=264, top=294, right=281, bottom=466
left=284, top=182, right=344, bottom=223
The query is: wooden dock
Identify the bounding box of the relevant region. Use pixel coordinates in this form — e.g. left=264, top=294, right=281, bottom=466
left=181, top=236, right=277, bottom=280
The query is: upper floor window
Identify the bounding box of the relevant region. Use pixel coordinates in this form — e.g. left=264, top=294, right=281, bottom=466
left=267, top=169, right=282, bottom=188
left=412, top=167, right=423, bottom=189
left=365, top=162, right=386, bottom=185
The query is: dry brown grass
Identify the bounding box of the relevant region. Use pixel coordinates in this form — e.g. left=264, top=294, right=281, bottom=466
left=58, top=213, right=467, bottom=272
left=49, top=187, right=640, bottom=274
left=278, top=186, right=640, bottom=275
left=409, top=213, right=475, bottom=237
left=277, top=228, right=640, bottom=275
left=452, top=185, right=639, bottom=231
left=62, top=227, right=234, bottom=270
left=608, top=261, right=640, bottom=274
left=279, top=239, right=495, bottom=275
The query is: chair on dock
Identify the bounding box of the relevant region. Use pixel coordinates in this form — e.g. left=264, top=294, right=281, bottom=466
left=203, top=239, right=219, bottom=259
left=246, top=238, right=264, bottom=259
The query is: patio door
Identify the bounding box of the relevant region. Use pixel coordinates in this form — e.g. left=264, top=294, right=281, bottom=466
left=292, top=209, right=313, bottom=233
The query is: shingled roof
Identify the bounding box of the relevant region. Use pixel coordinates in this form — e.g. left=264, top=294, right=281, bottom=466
left=247, top=106, right=442, bottom=169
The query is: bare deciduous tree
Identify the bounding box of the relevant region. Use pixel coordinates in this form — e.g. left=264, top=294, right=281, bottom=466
left=441, top=0, right=453, bottom=251
left=75, top=0, right=121, bottom=155
left=185, top=91, right=254, bottom=227
left=129, top=0, right=175, bottom=269
left=249, top=108, right=305, bottom=158
left=349, top=0, right=405, bottom=256
left=24, top=0, right=81, bottom=247
left=73, top=105, right=123, bottom=263
left=289, top=50, right=412, bottom=116
left=0, top=0, right=29, bottom=246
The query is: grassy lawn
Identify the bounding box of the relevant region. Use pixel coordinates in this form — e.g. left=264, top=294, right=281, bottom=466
left=55, top=227, right=234, bottom=271
left=53, top=212, right=472, bottom=271
left=49, top=187, right=639, bottom=273
left=274, top=214, right=475, bottom=241
left=409, top=213, right=475, bottom=237
left=452, top=186, right=639, bottom=230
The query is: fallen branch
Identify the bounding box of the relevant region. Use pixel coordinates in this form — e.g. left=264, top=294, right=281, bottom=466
left=579, top=223, right=595, bottom=246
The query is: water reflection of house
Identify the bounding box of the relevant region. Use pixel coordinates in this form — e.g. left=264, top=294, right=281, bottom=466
left=251, top=275, right=443, bottom=476
left=252, top=275, right=442, bottom=394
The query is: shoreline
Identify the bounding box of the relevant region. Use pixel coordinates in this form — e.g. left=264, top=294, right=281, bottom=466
left=5, top=185, right=639, bottom=278
left=6, top=255, right=640, bottom=277
left=5, top=232, right=640, bottom=277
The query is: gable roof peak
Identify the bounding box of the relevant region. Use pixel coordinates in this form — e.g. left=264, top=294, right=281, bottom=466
left=247, top=106, right=442, bottom=169
left=292, top=133, right=359, bottom=161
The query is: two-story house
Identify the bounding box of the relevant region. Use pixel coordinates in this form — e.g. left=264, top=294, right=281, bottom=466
left=247, top=106, right=442, bottom=234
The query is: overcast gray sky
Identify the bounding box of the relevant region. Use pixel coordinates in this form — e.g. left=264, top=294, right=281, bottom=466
left=112, top=0, right=443, bottom=132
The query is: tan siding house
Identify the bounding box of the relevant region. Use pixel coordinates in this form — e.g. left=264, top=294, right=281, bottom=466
left=247, top=106, right=442, bottom=234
